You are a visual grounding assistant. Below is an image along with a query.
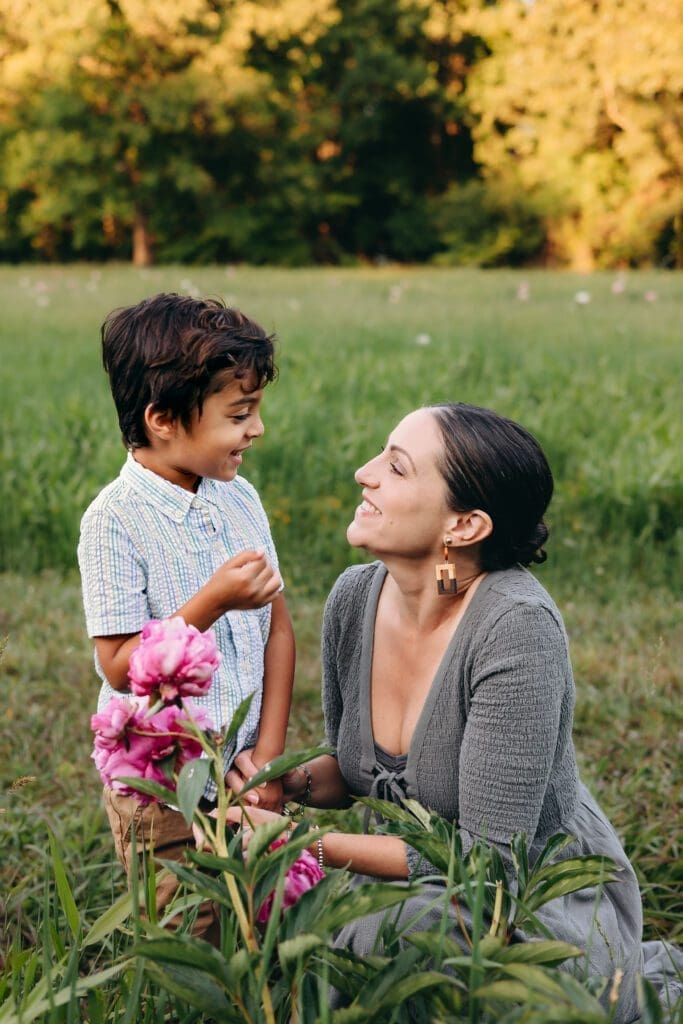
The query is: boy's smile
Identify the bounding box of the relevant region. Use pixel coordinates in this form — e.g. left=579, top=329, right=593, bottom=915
left=135, top=376, right=265, bottom=491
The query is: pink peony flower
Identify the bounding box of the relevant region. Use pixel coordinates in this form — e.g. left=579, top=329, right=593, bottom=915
left=127, top=617, right=220, bottom=700
left=256, top=838, right=324, bottom=925
left=91, top=696, right=214, bottom=804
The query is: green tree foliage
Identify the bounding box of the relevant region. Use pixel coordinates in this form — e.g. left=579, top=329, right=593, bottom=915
left=0, top=0, right=336, bottom=264
left=1, top=0, right=681, bottom=265
left=467, top=0, right=683, bottom=268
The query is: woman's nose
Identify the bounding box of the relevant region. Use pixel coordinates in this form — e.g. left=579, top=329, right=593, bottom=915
left=354, top=457, right=378, bottom=487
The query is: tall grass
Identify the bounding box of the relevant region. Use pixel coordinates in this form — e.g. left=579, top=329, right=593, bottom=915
left=1, top=266, right=681, bottom=594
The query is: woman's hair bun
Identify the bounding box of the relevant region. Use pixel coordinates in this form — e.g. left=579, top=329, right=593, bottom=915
left=512, top=521, right=550, bottom=567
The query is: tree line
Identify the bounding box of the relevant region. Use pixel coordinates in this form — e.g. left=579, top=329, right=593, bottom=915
left=1, top=0, right=681, bottom=269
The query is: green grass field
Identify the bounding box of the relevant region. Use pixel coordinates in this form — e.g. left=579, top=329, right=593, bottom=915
left=1, top=265, right=681, bottom=968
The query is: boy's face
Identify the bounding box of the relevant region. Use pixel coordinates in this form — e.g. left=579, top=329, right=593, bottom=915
left=150, top=374, right=265, bottom=490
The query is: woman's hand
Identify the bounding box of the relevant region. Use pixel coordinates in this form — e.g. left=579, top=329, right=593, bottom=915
left=225, top=805, right=289, bottom=858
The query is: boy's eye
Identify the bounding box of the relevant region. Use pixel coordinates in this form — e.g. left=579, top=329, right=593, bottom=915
left=231, top=412, right=250, bottom=422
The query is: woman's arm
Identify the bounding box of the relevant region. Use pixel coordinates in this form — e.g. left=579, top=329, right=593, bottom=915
left=320, top=831, right=409, bottom=878
left=458, top=602, right=570, bottom=852
left=283, top=753, right=352, bottom=809
left=225, top=806, right=409, bottom=880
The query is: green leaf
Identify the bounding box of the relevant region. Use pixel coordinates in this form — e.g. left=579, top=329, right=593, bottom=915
left=358, top=796, right=426, bottom=828
left=116, top=777, right=176, bottom=804
left=319, top=883, right=425, bottom=933
left=511, top=832, right=529, bottom=896
left=144, top=962, right=232, bottom=1016
left=81, top=888, right=134, bottom=948
left=47, top=830, right=80, bottom=941
left=244, top=816, right=290, bottom=862
left=222, top=692, right=255, bottom=747
left=529, top=833, right=577, bottom=873
left=133, top=935, right=233, bottom=988
left=495, top=940, right=583, bottom=966
left=239, top=745, right=333, bottom=795
left=176, top=757, right=210, bottom=825
left=496, top=963, right=580, bottom=999
left=157, top=858, right=245, bottom=908
left=530, top=854, right=617, bottom=889
left=278, top=932, right=325, bottom=966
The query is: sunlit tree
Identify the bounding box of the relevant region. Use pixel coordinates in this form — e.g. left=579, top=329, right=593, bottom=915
left=467, top=0, right=683, bottom=267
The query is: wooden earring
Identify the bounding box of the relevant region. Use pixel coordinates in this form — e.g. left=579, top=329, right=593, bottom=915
left=435, top=542, right=457, bottom=596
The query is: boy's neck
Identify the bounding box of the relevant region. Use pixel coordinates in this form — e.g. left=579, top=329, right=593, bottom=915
left=131, top=448, right=201, bottom=492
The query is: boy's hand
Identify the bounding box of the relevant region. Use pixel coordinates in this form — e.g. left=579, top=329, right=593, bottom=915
left=226, top=747, right=285, bottom=812
left=252, top=777, right=284, bottom=813
left=210, top=549, right=281, bottom=612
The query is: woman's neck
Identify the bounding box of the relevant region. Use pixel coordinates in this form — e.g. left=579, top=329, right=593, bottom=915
left=380, top=554, right=485, bottom=633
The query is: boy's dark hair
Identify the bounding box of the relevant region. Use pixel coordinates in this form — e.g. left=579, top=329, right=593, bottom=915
left=430, top=402, right=553, bottom=571
left=102, top=293, right=277, bottom=449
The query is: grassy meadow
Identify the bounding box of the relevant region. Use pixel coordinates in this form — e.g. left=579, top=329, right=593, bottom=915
left=1, top=265, right=681, bottom=973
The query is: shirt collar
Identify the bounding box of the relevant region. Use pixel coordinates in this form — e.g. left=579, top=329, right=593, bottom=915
left=121, top=453, right=223, bottom=523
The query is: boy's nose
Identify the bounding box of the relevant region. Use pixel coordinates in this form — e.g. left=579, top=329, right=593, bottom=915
left=248, top=415, right=265, bottom=438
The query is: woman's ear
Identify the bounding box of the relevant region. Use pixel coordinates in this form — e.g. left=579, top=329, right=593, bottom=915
left=143, top=403, right=177, bottom=443
left=447, top=509, right=493, bottom=547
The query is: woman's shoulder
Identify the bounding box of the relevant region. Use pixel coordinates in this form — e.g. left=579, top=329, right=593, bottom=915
left=477, top=566, right=566, bottom=634
left=324, top=561, right=382, bottom=621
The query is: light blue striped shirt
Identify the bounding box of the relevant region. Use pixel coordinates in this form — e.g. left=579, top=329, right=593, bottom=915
left=78, top=453, right=280, bottom=796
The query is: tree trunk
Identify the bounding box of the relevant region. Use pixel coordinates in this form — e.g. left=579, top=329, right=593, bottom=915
left=132, top=209, right=154, bottom=266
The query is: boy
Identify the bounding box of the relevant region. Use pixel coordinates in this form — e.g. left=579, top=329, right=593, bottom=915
left=78, top=293, right=294, bottom=934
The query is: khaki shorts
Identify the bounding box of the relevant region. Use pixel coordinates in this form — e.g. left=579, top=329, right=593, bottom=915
left=102, top=787, right=219, bottom=943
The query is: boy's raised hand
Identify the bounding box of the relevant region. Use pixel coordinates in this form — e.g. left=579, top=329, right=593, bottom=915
left=210, top=548, right=282, bottom=612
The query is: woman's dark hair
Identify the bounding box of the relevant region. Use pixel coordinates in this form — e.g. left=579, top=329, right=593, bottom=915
left=102, top=293, right=276, bottom=449
left=430, top=403, right=553, bottom=571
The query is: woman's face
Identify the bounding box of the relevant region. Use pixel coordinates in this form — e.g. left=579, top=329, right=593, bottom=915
left=347, top=408, right=452, bottom=558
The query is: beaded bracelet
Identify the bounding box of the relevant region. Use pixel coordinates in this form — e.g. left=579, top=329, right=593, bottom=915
left=311, top=824, right=324, bottom=871
left=298, top=764, right=313, bottom=808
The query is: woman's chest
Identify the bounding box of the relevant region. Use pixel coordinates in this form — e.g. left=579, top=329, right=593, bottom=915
left=370, top=625, right=458, bottom=755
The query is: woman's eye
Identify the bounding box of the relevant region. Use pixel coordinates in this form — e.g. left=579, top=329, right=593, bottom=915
left=390, top=461, right=404, bottom=476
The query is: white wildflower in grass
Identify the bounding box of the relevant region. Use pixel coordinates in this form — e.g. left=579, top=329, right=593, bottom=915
left=611, top=275, right=626, bottom=295
left=35, top=294, right=50, bottom=307
left=644, top=290, right=658, bottom=302
left=179, top=278, right=200, bottom=297
left=415, top=333, right=431, bottom=346
left=288, top=298, right=302, bottom=311
left=516, top=280, right=530, bottom=301
left=574, top=290, right=591, bottom=305
left=388, top=284, right=402, bottom=304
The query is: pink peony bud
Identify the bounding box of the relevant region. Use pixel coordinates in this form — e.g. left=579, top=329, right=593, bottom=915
left=256, top=838, right=324, bottom=925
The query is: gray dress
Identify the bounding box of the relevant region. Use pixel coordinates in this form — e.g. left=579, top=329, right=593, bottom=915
left=322, top=563, right=680, bottom=1023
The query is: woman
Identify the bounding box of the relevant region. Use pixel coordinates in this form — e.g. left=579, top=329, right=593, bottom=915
left=229, top=402, right=677, bottom=1022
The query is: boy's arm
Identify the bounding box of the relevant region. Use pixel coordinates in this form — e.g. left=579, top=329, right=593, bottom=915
left=253, top=593, right=295, bottom=763
left=95, top=549, right=282, bottom=690
left=232, top=593, right=295, bottom=812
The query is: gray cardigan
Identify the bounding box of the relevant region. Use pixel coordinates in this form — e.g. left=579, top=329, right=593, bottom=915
left=322, top=562, right=580, bottom=866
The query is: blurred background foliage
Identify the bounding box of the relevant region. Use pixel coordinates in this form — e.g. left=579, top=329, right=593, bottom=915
left=1, top=0, right=682, bottom=270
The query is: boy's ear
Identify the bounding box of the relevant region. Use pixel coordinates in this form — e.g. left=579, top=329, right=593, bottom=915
left=446, top=509, right=493, bottom=547
left=143, top=403, right=178, bottom=442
